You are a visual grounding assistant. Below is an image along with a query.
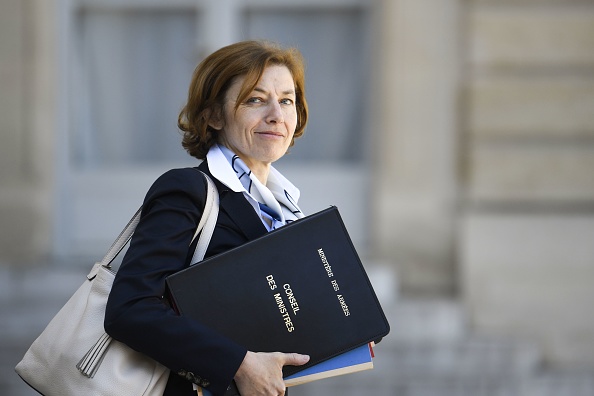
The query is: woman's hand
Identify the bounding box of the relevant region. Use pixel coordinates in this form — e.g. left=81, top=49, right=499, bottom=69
left=234, top=351, right=309, bottom=396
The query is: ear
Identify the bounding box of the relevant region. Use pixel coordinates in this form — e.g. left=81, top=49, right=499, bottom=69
left=205, top=106, right=224, bottom=131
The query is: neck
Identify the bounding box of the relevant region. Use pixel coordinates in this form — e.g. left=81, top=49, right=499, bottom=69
left=248, top=162, right=270, bottom=185
left=217, top=142, right=271, bottom=185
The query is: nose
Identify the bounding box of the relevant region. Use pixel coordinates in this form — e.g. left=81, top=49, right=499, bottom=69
left=266, top=101, right=284, bottom=124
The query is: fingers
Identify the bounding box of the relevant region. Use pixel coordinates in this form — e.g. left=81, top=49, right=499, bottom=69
left=234, top=351, right=309, bottom=396
left=281, top=352, right=310, bottom=367
left=234, top=352, right=290, bottom=396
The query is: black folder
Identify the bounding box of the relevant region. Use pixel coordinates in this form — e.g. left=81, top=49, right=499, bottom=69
left=166, top=206, right=390, bottom=377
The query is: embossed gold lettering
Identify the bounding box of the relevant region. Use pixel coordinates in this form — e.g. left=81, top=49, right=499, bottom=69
left=273, top=292, right=294, bottom=332
left=337, top=294, right=351, bottom=317
left=331, top=279, right=340, bottom=291
left=266, top=274, right=277, bottom=290
left=318, top=248, right=334, bottom=277
left=283, top=283, right=300, bottom=315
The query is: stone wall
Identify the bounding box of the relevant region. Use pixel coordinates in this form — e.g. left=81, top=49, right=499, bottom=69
left=371, top=0, right=594, bottom=365
left=459, top=0, right=594, bottom=366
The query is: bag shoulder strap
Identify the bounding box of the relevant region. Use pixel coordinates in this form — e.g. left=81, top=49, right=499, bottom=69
left=79, top=170, right=220, bottom=377
left=94, top=170, right=219, bottom=271
left=190, top=170, right=219, bottom=265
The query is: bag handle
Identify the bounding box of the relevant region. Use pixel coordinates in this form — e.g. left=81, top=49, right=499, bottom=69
left=98, top=170, right=219, bottom=268
left=191, top=170, right=219, bottom=264
left=78, top=170, right=219, bottom=378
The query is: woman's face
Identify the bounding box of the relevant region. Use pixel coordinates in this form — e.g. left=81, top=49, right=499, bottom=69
left=214, top=65, right=298, bottom=173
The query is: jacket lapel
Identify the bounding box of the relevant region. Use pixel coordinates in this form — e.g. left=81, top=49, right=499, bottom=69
left=198, top=161, right=268, bottom=242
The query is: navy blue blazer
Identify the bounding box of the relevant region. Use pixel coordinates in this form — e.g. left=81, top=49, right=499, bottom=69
left=105, top=161, right=268, bottom=396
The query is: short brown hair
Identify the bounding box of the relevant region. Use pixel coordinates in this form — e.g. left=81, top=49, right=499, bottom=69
left=178, top=40, right=308, bottom=160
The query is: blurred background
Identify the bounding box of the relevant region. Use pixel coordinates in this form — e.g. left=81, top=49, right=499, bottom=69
left=2, top=0, right=594, bottom=395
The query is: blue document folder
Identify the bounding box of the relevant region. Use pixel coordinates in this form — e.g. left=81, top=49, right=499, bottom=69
left=284, top=343, right=373, bottom=386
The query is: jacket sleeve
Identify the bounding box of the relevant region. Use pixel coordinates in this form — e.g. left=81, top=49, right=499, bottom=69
left=105, top=168, right=246, bottom=396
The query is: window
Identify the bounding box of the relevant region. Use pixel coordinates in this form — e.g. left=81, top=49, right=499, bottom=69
left=70, top=8, right=198, bottom=168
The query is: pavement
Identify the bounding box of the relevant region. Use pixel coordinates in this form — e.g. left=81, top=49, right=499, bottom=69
left=2, top=262, right=594, bottom=396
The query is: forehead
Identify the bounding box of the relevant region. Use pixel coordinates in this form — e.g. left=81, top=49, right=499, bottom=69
left=230, top=65, right=295, bottom=96
left=257, top=65, right=295, bottom=87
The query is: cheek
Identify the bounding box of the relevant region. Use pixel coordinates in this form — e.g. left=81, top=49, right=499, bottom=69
left=286, top=110, right=298, bottom=131
left=234, top=111, right=261, bottom=131
left=225, top=115, right=251, bottom=139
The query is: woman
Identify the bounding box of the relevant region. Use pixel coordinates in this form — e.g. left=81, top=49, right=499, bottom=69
left=105, top=40, right=310, bottom=396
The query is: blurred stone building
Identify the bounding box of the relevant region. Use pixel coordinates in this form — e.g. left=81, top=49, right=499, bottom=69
left=2, top=0, right=594, bottom=372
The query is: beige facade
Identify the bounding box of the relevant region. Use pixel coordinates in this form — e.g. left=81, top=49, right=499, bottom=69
left=2, top=0, right=594, bottom=367
left=0, top=0, right=55, bottom=262
left=459, top=0, right=594, bottom=366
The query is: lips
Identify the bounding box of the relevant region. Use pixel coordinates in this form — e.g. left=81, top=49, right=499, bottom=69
left=256, top=131, right=284, bottom=137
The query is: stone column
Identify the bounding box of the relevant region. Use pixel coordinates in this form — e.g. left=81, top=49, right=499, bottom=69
left=460, top=1, right=594, bottom=366
left=371, top=0, right=461, bottom=294
left=0, top=0, right=56, bottom=263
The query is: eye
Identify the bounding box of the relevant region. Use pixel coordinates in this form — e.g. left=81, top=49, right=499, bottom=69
left=280, top=98, right=294, bottom=105
left=246, top=97, right=264, bottom=104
